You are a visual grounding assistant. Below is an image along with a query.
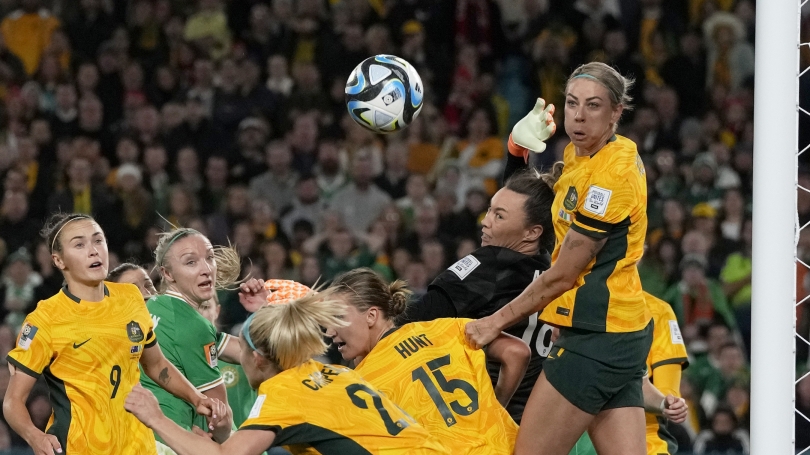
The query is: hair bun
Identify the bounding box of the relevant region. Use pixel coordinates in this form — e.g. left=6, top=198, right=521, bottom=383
left=388, top=279, right=412, bottom=318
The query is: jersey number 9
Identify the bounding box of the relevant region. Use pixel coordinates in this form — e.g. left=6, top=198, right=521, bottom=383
left=110, top=365, right=122, bottom=399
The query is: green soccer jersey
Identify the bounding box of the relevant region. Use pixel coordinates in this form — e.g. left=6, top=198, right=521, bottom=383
left=140, top=291, right=223, bottom=442
left=218, top=360, right=256, bottom=427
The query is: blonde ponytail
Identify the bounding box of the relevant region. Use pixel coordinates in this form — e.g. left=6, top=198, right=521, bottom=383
left=245, top=288, right=347, bottom=371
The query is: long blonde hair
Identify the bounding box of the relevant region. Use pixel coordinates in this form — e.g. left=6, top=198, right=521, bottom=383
left=243, top=288, right=348, bottom=371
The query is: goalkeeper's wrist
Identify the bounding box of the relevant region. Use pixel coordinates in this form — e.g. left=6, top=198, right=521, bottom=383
left=507, top=133, right=528, bottom=158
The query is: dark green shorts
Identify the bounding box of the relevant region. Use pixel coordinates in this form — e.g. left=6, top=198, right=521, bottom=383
left=543, top=320, right=653, bottom=415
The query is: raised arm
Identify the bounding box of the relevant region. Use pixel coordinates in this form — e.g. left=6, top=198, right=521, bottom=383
left=466, top=229, right=605, bottom=348
left=483, top=332, right=531, bottom=407
left=126, top=384, right=273, bottom=455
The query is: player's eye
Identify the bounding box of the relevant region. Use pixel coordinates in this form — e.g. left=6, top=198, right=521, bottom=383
left=567, top=100, right=576, bottom=107
left=187, top=260, right=196, bottom=266
left=75, top=243, right=83, bottom=248
left=589, top=102, right=599, bottom=108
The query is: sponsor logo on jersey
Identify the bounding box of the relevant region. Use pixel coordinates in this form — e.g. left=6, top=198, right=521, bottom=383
left=563, top=186, right=578, bottom=211
left=205, top=342, right=218, bottom=368
left=448, top=255, right=481, bottom=280
left=127, top=321, right=145, bottom=342
left=151, top=315, right=160, bottom=330
left=582, top=185, right=612, bottom=217
left=18, top=323, right=38, bottom=350
left=555, top=307, right=570, bottom=317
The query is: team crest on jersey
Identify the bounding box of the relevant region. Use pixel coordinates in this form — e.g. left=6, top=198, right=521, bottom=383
left=221, top=365, right=238, bottom=387
left=18, top=323, right=38, bottom=350
left=563, top=186, right=578, bottom=211
left=205, top=342, right=218, bottom=368
left=127, top=321, right=144, bottom=343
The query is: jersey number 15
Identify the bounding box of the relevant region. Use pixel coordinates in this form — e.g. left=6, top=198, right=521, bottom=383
left=411, top=354, right=479, bottom=427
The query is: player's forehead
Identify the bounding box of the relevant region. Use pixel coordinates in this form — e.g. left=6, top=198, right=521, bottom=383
left=491, top=188, right=526, bottom=212
left=61, top=219, right=103, bottom=241
left=171, top=234, right=213, bottom=254
left=565, top=78, right=609, bottom=101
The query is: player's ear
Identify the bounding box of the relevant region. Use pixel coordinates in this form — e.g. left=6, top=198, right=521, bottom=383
left=52, top=253, right=65, bottom=271
left=525, top=225, right=542, bottom=243
left=161, top=266, right=174, bottom=284
left=366, top=307, right=379, bottom=327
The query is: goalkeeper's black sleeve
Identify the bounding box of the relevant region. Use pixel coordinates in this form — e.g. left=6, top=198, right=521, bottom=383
left=502, top=153, right=527, bottom=186
left=399, top=288, right=457, bottom=324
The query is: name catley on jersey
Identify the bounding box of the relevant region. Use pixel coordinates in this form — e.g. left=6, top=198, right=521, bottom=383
left=140, top=291, right=224, bottom=442
left=7, top=282, right=158, bottom=455
left=240, top=359, right=448, bottom=454
left=429, top=245, right=552, bottom=422
left=355, top=319, right=518, bottom=455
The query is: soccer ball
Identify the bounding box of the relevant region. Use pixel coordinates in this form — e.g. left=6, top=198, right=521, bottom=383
left=345, top=55, right=424, bottom=134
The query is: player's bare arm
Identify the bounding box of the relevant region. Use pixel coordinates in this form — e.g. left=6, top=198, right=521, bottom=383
left=483, top=332, right=531, bottom=407
left=3, top=366, right=62, bottom=455
left=466, top=229, right=606, bottom=349
left=641, top=376, right=687, bottom=424
left=126, top=384, right=272, bottom=455
left=201, top=384, right=233, bottom=442
left=217, top=334, right=242, bottom=364
left=139, top=341, right=223, bottom=429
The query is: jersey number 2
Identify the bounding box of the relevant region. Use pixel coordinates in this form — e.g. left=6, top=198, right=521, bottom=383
left=411, top=354, right=479, bottom=427
left=110, top=365, right=121, bottom=398
left=346, top=383, right=410, bottom=436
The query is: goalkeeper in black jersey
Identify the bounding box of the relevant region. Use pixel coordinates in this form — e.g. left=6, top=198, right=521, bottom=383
left=401, top=150, right=559, bottom=423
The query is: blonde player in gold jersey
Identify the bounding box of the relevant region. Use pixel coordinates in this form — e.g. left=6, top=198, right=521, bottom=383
left=467, top=62, right=653, bottom=455
left=124, top=288, right=449, bottom=455
left=327, top=268, right=530, bottom=455
left=3, top=213, right=222, bottom=455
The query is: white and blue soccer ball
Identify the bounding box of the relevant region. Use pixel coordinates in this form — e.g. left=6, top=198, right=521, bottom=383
left=345, top=55, right=424, bottom=134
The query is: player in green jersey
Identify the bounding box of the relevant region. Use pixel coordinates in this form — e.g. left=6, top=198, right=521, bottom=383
left=139, top=227, right=242, bottom=452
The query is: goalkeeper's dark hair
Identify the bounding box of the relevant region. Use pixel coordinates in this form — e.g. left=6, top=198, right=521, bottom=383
left=504, top=163, right=564, bottom=254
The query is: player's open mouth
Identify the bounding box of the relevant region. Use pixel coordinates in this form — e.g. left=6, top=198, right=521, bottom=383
left=336, top=342, right=347, bottom=351
left=89, top=261, right=103, bottom=269
left=572, top=131, right=586, bottom=140
left=198, top=280, right=212, bottom=290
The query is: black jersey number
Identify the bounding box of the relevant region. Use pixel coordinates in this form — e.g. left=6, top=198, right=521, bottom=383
left=110, top=365, right=122, bottom=399
left=411, top=354, right=479, bottom=427
left=346, top=383, right=410, bottom=436
left=521, top=313, right=553, bottom=357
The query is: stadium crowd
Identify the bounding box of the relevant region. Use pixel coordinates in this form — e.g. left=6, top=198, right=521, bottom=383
left=0, top=0, right=780, bottom=453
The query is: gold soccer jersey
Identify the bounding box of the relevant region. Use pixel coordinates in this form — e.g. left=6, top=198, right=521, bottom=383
left=7, top=282, right=157, bottom=454
left=355, top=319, right=518, bottom=455
left=540, top=135, right=651, bottom=332
left=644, top=292, right=689, bottom=455
left=240, top=359, right=448, bottom=455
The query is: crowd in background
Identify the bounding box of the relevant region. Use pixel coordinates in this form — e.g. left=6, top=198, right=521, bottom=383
left=0, top=0, right=788, bottom=453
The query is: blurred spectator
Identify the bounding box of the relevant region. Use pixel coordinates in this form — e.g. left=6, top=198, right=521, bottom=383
left=329, top=151, right=391, bottom=234
left=665, top=254, right=736, bottom=331
left=0, top=190, right=39, bottom=253
left=0, top=0, right=60, bottom=75
left=281, top=174, right=325, bottom=239
left=249, top=140, right=298, bottom=215
left=374, top=141, right=411, bottom=200
left=693, top=406, right=750, bottom=454
left=0, top=248, right=41, bottom=330
left=703, top=12, right=754, bottom=92
left=720, top=218, right=752, bottom=353
left=184, top=0, right=231, bottom=61
left=314, top=138, right=348, bottom=203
